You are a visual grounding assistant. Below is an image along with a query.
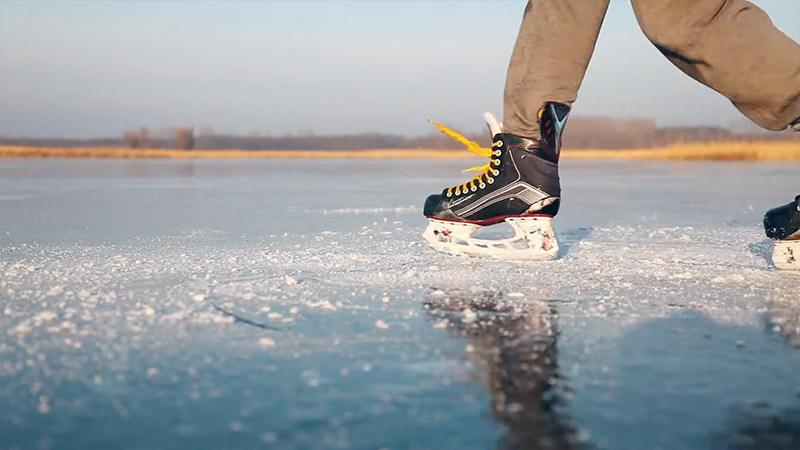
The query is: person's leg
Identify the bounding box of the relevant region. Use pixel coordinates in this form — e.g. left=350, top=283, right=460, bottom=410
left=423, top=0, right=608, bottom=259
left=631, top=0, right=800, bottom=269
left=503, top=0, right=610, bottom=138
left=631, top=0, right=800, bottom=131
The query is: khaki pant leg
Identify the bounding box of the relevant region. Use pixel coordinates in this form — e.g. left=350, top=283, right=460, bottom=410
left=504, top=0, right=610, bottom=138
left=631, top=0, right=800, bottom=131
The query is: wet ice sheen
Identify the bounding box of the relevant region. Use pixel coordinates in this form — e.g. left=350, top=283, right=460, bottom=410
left=1, top=159, right=799, bottom=449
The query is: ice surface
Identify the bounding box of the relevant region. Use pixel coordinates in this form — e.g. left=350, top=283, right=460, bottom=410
left=1, top=158, right=799, bottom=449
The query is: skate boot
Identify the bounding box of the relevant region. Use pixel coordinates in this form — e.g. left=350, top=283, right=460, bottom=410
left=422, top=102, right=570, bottom=260
left=764, top=194, right=800, bottom=270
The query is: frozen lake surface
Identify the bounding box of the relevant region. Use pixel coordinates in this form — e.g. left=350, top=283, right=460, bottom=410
left=1, top=158, right=799, bottom=449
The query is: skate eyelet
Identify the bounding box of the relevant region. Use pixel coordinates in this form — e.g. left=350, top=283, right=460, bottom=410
left=487, top=177, right=494, bottom=184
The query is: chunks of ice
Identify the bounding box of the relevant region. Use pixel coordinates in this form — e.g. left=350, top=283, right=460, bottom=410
left=307, top=300, right=336, bottom=310
left=461, top=309, right=477, bottom=324
left=37, top=395, right=51, bottom=414
left=48, top=321, right=77, bottom=334
left=711, top=274, right=746, bottom=284
left=9, top=322, right=33, bottom=336
left=161, top=311, right=188, bottom=323
left=46, top=286, right=64, bottom=296
left=193, top=312, right=234, bottom=325
left=33, top=311, right=58, bottom=325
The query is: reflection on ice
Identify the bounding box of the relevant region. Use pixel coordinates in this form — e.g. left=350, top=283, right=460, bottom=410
left=425, top=289, right=580, bottom=450
left=421, top=287, right=800, bottom=450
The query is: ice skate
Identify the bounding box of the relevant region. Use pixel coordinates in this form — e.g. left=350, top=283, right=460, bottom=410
left=422, top=102, right=570, bottom=260
left=764, top=194, right=800, bottom=270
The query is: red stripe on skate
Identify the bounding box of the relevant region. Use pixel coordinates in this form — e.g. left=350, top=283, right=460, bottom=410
left=425, top=213, right=553, bottom=226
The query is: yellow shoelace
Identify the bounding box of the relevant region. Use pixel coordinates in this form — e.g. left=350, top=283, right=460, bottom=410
left=428, top=120, right=502, bottom=197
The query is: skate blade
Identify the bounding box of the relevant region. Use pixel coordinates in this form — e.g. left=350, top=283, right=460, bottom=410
left=423, top=217, right=558, bottom=261
left=773, top=240, right=800, bottom=270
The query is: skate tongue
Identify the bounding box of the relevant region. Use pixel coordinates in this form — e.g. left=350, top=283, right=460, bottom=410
left=483, top=112, right=502, bottom=136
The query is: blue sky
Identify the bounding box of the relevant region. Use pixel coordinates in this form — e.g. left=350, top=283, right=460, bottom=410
left=1, top=0, right=799, bottom=138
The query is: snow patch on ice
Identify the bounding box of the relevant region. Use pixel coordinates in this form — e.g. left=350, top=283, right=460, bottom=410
left=259, top=337, right=276, bottom=348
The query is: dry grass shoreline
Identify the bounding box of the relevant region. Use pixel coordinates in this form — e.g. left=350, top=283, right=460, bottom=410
left=1, top=141, right=798, bottom=161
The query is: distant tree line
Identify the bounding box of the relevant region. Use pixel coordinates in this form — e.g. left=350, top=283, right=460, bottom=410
left=122, top=127, right=195, bottom=150
left=1, top=118, right=796, bottom=150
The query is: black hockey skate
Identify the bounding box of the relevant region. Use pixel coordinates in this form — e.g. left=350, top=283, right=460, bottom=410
left=764, top=194, right=800, bottom=270
left=422, top=102, right=570, bottom=260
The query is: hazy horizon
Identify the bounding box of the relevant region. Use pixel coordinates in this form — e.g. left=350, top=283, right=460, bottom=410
left=1, top=0, right=799, bottom=139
